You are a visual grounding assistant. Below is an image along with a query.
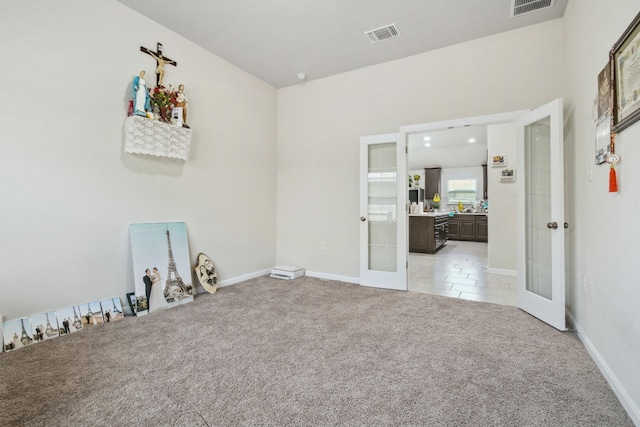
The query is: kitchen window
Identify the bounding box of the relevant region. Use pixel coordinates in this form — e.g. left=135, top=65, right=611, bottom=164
left=447, top=179, right=477, bottom=203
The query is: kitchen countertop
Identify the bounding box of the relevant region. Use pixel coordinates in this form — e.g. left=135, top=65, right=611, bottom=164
left=451, top=212, right=488, bottom=216
left=408, top=212, right=450, bottom=217
left=409, top=212, right=488, bottom=217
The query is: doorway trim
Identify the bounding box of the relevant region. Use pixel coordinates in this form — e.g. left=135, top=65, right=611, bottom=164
left=399, top=110, right=530, bottom=134
left=400, top=109, right=529, bottom=277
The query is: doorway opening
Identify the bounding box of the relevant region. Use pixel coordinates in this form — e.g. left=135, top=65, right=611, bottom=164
left=401, top=110, right=527, bottom=306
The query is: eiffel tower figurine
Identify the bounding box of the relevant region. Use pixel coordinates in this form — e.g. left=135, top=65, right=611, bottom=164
left=45, top=312, right=57, bottom=337
left=72, top=306, right=83, bottom=330
left=20, top=318, right=33, bottom=346
left=163, top=229, right=188, bottom=297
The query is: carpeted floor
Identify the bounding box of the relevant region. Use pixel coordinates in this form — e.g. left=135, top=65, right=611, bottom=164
left=0, top=276, right=632, bottom=426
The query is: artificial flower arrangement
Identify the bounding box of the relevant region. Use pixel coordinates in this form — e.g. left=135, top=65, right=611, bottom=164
left=149, top=85, right=178, bottom=121
left=413, top=174, right=421, bottom=185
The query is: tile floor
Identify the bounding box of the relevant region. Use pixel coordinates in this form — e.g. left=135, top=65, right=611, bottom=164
left=408, top=240, right=518, bottom=306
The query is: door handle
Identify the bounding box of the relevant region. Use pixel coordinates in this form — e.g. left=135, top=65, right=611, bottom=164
left=546, top=222, right=558, bottom=229
left=360, top=216, right=367, bottom=222
left=564, top=222, right=569, bottom=229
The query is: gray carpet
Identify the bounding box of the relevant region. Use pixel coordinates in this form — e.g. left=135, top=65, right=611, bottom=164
left=0, top=276, right=632, bottom=426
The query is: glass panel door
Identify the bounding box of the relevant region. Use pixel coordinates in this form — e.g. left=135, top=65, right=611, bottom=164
left=516, top=99, right=565, bottom=330
left=367, top=142, right=398, bottom=272
left=360, top=133, right=407, bottom=290
left=525, top=116, right=552, bottom=299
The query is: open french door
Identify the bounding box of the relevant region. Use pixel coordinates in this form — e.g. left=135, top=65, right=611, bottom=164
left=516, top=99, right=566, bottom=331
left=359, top=133, right=407, bottom=290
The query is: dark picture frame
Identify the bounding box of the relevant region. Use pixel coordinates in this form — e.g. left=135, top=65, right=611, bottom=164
left=611, top=11, right=640, bottom=133
left=126, top=292, right=137, bottom=316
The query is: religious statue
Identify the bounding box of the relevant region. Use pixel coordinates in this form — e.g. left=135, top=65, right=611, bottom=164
left=132, top=70, right=150, bottom=116
left=175, top=84, right=189, bottom=128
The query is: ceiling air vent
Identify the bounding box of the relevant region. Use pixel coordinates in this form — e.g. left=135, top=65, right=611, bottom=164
left=365, top=24, right=400, bottom=43
left=510, top=0, right=555, bottom=17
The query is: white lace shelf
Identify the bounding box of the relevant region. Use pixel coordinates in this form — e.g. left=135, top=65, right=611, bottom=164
left=124, top=115, right=192, bottom=160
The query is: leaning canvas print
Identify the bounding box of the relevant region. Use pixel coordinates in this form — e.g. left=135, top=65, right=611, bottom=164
left=79, top=301, right=104, bottom=327
left=129, top=222, right=194, bottom=313
left=30, top=311, right=59, bottom=342
left=3, top=317, right=34, bottom=351
left=55, top=306, right=84, bottom=336
left=100, top=297, right=125, bottom=322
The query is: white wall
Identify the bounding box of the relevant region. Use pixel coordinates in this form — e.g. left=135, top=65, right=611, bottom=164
left=0, top=1, right=278, bottom=320
left=487, top=123, right=517, bottom=272
left=277, top=19, right=564, bottom=281
left=563, top=1, right=640, bottom=422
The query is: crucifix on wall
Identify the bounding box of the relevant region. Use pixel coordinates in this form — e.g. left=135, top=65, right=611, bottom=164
left=140, top=42, right=177, bottom=87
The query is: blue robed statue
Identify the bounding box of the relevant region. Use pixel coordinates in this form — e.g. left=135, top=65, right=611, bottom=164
left=132, top=70, right=151, bottom=116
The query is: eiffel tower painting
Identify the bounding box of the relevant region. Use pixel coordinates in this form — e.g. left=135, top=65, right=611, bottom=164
left=130, top=222, right=193, bottom=309
left=163, top=228, right=188, bottom=297
left=45, top=312, right=57, bottom=337
left=20, top=318, right=33, bottom=346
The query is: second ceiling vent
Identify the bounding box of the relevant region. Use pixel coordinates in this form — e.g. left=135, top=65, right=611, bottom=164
left=365, top=24, right=400, bottom=43
left=510, top=0, right=556, bottom=17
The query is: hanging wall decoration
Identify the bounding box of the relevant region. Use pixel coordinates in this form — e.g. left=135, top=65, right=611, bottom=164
left=491, top=154, right=507, bottom=167
left=611, top=12, right=640, bottom=133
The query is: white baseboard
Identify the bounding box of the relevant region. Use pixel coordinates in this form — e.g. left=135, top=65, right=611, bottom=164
left=219, top=268, right=271, bottom=287
left=566, top=311, right=640, bottom=425
left=486, top=268, right=517, bottom=276
left=196, top=268, right=359, bottom=294
left=305, top=270, right=360, bottom=284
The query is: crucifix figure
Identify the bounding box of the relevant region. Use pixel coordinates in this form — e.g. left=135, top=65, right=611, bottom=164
left=140, top=42, right=177, bottom=87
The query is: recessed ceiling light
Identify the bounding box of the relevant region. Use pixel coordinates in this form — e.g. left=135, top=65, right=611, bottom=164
left=424, top=143, right=431, bottom=147
left=468, top=138, right=476, bottom=143
left=423, top=136, right=431, bottom=141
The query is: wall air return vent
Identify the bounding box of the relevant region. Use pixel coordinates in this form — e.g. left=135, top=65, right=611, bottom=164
left=365, top=24, right=400, bottom=43
left=510, top=0, right=555, bottom=17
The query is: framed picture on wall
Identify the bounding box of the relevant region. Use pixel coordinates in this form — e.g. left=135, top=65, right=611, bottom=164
left=611, top=11, right=640, bottom=133
left=597, top=61, right=613, bottom=120
left=500, top=168, right=516, bottom=182
left=595, top=113, right=611, bottom=164
left=491, top=154, right=507, bottom=167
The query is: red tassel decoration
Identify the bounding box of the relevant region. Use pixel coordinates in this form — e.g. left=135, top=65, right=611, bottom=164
left=609, top=165, right=618, bottom=193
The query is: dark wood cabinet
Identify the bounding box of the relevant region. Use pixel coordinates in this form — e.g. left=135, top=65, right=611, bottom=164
left=423, top=168, right=441, bottom=202
left=447, top=214, right=488, bottom=242
left=448, top=218, right=460, bottom=238
left=409, top=214, right=448, bottom=253
left=476, top=216, right=488, bottom=241
left=459, top=218, right=476, bottom=239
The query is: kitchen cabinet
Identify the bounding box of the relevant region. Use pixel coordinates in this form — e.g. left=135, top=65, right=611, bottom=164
left=447, top=214, right=488, bottom=242
left=423, top=168, right=441, bottom=201
left=476, top=216, right=488, bottom=241
left=459, top=218, right=476, bottom=239
left=409, top=214, right=448, bottom=253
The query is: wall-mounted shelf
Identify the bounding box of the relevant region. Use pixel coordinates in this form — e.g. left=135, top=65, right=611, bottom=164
left=124, top=115, right=192, bottom=160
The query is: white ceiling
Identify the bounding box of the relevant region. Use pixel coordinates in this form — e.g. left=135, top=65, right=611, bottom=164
left=115, top=0, right=567, bottom=88
left=408, top=127, right=488, bottom=170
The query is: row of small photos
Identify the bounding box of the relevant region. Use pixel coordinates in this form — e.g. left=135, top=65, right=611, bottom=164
left=2, top=297, right=124, bottom=353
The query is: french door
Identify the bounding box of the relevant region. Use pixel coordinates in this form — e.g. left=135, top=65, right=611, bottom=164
left=359, top=133, right=407, bottom=290
left=516, top=99, right=566, bottom=331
